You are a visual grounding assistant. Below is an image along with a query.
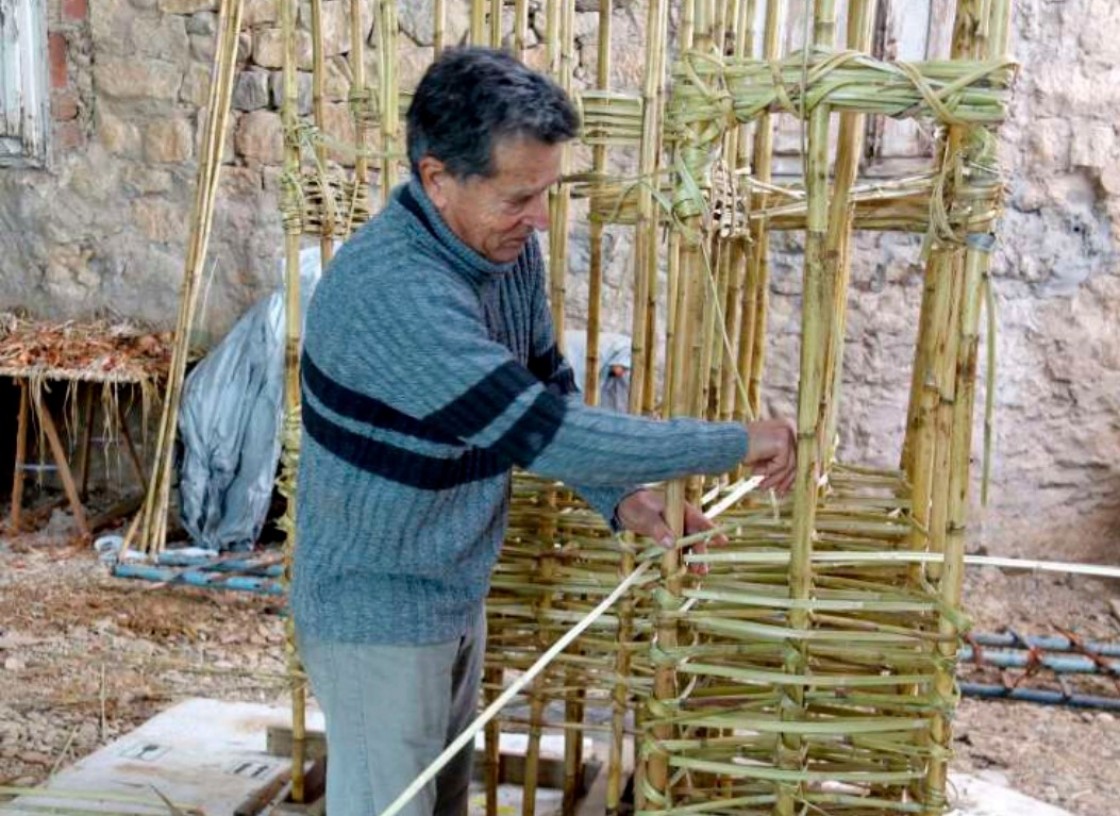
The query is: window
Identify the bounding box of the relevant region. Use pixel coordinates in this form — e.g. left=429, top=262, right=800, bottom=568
left=752, top=0, right=953, bottom=178
left=0, top=0, right=49, bottom=167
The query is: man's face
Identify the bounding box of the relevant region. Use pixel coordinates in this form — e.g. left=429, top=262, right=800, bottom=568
left=422, top=137, right=562, bottom=264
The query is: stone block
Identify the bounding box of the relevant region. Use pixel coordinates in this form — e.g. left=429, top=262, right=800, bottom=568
left=268, top=70, right=313, bottom=115
left=122, top=164, right=174, bottom=194
left=97, top=111, right=141, bottom=156
left=94, top=58, right=181, bottom=100
left=235, top=109, right=284, bottom=164
left=324, top=57, right=350, bottom=102
left=239, top=31, right=253, bottom=61
left=180, top=63, right=212, bottom=107
left=243, top=0, right=278, bottom=26
left=233, top=70, right=271, bottom=111
left=1070, top=123, right=1115, bottom=170
left=218, top=166, right=264, bottom=199
left=90, top=0, right=140, bottom=52
left=186, top=11, right=216, bottom=36
left=159, top=0, right=216, bottom=13
left=321, top=100, right=353, bottom=151
left=144, top=117, right=194, bottom=163
left=54, top=121, right=86, bottom=152
left=321, top=0, right=349, bottom=56
left=522, top=45, right=549, bottom=74
left=1028, top=117, right=1071, bottom=169
left=398, top=40, right=434, bottom=92
left=298, top=0, right=348, bottom=56
left=254, top=26, right=313, bottom=70
left=397, top=0, right=471, bottom=47
left=190, top=32, right=215, bottom=62
left=195, top=108, right=238, bottom=164
left=579, top=7, right=645, bottom=91
left=130, top=14, right=190, bottom=63
left=1100, top=162, right=1120, bottom=196
left=132, top=197, right=186, bottom=243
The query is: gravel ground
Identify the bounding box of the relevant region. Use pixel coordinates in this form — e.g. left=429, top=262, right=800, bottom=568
left=0, top=520, right=1117, bottom=814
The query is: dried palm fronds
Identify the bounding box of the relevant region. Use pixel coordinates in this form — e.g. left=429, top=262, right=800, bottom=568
left=0, top=315, right=171, bottom=385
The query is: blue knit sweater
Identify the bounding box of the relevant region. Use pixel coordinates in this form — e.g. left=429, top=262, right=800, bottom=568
left=292, top=179, right=749, bottom=645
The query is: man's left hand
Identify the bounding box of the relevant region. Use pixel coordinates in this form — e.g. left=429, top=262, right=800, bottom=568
left=615, top=489, right=725, bottom=575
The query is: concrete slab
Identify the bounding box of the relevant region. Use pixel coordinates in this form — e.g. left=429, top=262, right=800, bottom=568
left=0, top=699, right=1075, bottom=816
left=948, top=773, right=1075, bottom=816
left=0, top=698, right=323, bottom=815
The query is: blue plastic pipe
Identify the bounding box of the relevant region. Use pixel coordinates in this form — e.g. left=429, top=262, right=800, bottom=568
left=959, top=646, right=1120, bottom=675
left=968, top=631, right=1120, bottom=658
left=960, top=682, right=1120, bottom=711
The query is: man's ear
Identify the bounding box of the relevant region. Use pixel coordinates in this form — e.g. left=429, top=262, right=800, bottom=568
left=418, top=156, right=451, bottom=208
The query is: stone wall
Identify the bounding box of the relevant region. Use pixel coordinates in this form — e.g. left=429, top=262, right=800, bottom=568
left=0, top=0, right=1116, bottom=559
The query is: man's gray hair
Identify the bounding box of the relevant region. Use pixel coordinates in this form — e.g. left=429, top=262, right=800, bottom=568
left=406, top=47, right=580, bottom=180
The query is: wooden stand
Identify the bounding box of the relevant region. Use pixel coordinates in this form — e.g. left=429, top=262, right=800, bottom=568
left=6, top=376, right=148, bottom=539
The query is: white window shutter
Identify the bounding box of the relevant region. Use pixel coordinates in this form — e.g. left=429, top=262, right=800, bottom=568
left=0, top=0, right=49, bottom=167
left=865, top=0, right=955, bottom=173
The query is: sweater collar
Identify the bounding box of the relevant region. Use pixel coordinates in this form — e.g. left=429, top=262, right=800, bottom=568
left=396, top=178, right=520, bottom=283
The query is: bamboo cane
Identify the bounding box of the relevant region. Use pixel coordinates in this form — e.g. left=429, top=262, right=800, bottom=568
left=278, top=0, right=306, bottom=800
left=379, top=0, right=399, bottom=207
left=434, top=0, right=445, bottom=55
left=348, top=0, right=370, bottom=207
left=513, top=0, right=530, bottom=59
left=471, top=0, right=486, bottom=47
left=574, top=5, right=613, bottom=805
left=627, top=0, right=669, bottom=418
left=483, top=664, right=502, bottom=816
left=522, top=552, right=557, bottom=816
left=819, top=0, right=873, bottom=459
left=584, top=0, right=613, bottom=406
left=607, top=5, right=652, bottom=788
left=545, top=1, right=575, bottom=346
left=490, top=0, right=502, bottom=47
left=125, top=0, right=243, bottom=558
left=719, top=0, right=752, bottom=425
left=309, top=0, right=336, bottom=266
left=737, top=0, right=780, bottom=429
left=773, top=1, right=837, bottom=811
left=8, top=381, right=28, bottom=532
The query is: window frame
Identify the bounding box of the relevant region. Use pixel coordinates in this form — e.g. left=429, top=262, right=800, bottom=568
left=0, top=0, right=50, bottom=168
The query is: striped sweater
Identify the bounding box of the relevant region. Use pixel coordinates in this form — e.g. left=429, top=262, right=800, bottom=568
left=292, top=178, right=749, bottom=645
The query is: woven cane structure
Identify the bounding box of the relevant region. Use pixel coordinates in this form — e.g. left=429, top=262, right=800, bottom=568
left=137, top=0, right=1014, bottom=812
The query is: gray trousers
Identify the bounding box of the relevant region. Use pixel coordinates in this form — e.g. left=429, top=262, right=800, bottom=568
left=298, top=609, right=486, bottom=816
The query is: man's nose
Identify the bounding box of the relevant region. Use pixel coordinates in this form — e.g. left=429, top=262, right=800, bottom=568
left=524, top=191, right=551, bottom=231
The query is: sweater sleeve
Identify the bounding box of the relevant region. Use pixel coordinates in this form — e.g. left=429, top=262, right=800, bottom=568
left=521, top=248, right=644, bottom=528
left=310, top=262, right=748, bottom=489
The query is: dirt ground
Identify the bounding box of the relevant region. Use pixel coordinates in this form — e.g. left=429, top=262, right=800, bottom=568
left=0, top=519, right=1117, bottom=815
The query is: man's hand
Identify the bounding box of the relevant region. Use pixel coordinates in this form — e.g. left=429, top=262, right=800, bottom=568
left=615, top=489, right=725, bottom=575
left=744, top=418, right=798, bottom=495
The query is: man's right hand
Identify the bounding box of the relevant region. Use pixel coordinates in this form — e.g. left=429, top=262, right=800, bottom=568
left=743, top=418, right=798, bottom=495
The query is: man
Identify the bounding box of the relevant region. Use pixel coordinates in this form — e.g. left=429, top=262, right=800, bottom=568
left=293, top=48, right=796, bottom=816
left=562, top=329, right=632, bottom=413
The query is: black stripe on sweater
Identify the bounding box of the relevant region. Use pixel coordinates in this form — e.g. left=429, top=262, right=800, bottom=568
left=490, top=390, right=566, bottom=467
left=305, top=348, right=564, bottom=464
left=425, top=360, right=541, bottom=440
left=302, top=350, right=459, bottom=445
left=528, top=343, right=577, bottom=396
left=302, top=396, right=510, bottom=490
